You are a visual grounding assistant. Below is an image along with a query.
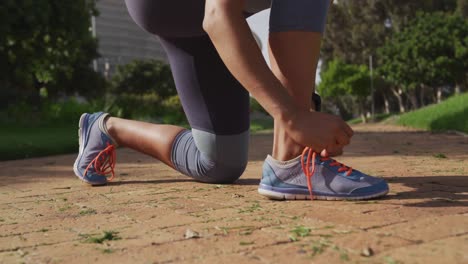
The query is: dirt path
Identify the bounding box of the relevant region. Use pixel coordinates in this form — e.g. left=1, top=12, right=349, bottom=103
left=1, top=124, right=467, bottom=264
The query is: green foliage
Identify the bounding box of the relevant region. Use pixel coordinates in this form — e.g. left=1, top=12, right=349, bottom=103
left=398, top=93, right=468, bottom=133
left=319, top=60, right=371, bottom=98
left=290, top=226, right=311, bottom=239
left=0, top=123, right=77, bottom=161
left=378, top=12, right=468, bottom=92
left=84, top=231, right=121, bottom=244
left=250, top=117, right=274, bottom=132
left=323, top=1, right=465, bottom=116
left=0, top=0, right=100, bottom=107
left=110, top=59, right=179, bottom=120
left=79, top=208, right=97, bottom=216
left=112, top=92, right=161, bottom=119
left=111, top=59, right=176, bottom=98
left=0, top=98, right=104, bottom=125
left=42, top=99, right=105, bottom=124
left=0, top=98, right=107, bottom=160
left=160, top=95, right=188, bottom=125
left=322, top=0, right=457, bottom=65
left=318, top=59, right=371, bottom=120
left=458, top=0, right=468, bottom=17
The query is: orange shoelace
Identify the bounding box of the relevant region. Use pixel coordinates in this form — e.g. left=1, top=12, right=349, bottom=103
left=300, top=147, right=353, bottom=200
left=83, top=143, right=116, bottom=182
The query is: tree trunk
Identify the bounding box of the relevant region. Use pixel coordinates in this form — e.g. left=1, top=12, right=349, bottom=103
left=455, top=83, right=461, bottom=94
left=409, top=89, right=419, bottom=109
left=383, top=94, right=390, bottom=114
left=360, top=113, right=367, bottom=124
left=359, top=100, right=367, bottom=124
left=436, top=86, right=443, bottom=103
left=391, top=87, right=405, bottom=113
left=420, top=85, right=426, bottom=107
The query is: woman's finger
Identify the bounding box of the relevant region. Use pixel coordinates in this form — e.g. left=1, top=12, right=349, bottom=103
left=343, top=123, right=354, bottom=138
left=336, top=132, right=350, bottom=146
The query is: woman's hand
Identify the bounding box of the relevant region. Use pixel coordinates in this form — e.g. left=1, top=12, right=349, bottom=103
left=202, top=0, right=351, bottom=157
left=282, top=109, right=354, bottom=156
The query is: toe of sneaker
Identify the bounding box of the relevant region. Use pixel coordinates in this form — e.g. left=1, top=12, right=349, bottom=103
left=349, top=179, right=389, bottom=197
left=82, top=173, right=108, bottom=186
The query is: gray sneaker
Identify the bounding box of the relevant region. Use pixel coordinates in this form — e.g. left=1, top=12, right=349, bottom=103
left=73, top=112, right=117, bottom=186
left=258, top=148, right=389, bottom=200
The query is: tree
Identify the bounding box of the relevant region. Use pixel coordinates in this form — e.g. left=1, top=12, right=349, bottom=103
left=322, top=0, right=389, bottom=65
left=457, top=0, right=468, bottom=17
left=322, top=0, right=458, bottom=65
left=378, top=12, right=468, bottom=108
left=318, top=59, right=371, bottom=123
left=0, top=0, right=99, bottom=108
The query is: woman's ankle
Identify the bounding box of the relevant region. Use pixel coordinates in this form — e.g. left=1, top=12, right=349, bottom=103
left=272, top=123, right=304, bottom=161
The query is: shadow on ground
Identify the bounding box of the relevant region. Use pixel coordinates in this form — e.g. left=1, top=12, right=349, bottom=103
left=384, top=175, right=468, bottom=207
left=106, top=178, right=260, bottom=186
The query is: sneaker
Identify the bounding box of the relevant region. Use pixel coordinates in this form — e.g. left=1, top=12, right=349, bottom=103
left=73, top=112, right=117, bottom=186
left=258, top=147, right=389, bottom=200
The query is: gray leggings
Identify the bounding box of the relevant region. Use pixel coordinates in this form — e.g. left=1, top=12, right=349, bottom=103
left=124, top=0, right=330, bottom=183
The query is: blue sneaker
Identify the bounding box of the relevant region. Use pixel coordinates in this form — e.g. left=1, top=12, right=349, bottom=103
left=73, top=112, right=117, bottom=186
left=258, top=148, right=389, bottom=200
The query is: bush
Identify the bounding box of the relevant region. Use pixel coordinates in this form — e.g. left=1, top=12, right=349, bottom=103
left=160, top=95, right=188, bottom=126
left=0, top=97, right=105, bottom=125
left=109, top=59, right=179, bottom=121
left=41, top=98, right=104, bottom=124
left=112, top=93, right=162, bottom=120
left=111, top=60, right=176, bottom=99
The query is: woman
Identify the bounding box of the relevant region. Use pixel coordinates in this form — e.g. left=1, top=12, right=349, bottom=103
left=73, top=0, right=389, bottom=200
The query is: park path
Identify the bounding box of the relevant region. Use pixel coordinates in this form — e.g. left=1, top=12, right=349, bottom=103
left=0, top=124, right=467, bottom=264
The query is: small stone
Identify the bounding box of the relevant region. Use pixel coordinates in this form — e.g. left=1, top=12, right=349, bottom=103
left=185, top=229, right=200, bottom=239
left=361, top=247, right=374, bottom=257
left=297, top=249, right=307, bottom=254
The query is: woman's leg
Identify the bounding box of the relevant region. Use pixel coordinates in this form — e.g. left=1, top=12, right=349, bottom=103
left=268, top=0, right=332, bottom=160
left=105, top=119, right=184, bottom=169
left=106, top=0, right=250, bottom=183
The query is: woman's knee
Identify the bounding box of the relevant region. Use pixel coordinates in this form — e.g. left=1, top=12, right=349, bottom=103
left=171, top=129, right=249, bottom=184
left=199, top=158, right=248, bottom=184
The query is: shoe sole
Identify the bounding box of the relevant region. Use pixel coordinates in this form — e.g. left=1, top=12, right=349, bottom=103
left=258, top=187, right=389, bottom=201
left=73, top=113, right=107, bottom=186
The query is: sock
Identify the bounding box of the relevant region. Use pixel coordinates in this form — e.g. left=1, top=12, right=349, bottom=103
left=98, top=114, right=118, bottom=147
left=265, top=154, right=301, bottom=169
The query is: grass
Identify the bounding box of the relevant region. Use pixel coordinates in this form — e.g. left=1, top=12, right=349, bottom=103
left=398, top=92, right=468, bottom=133
left=0, top=114, right=274, bottom=161
left=347, top=113, right=394, bottom=125
left=0, top=123, right=77, bottom=161
left=433, top=153, right=447, bottom=159
left=289, top=226, right=312, bottom=241
left=238, top=202, right=262, bottom=213
left=79, top=208, right=97, bottom=216
left=83, top=231, right=121, bottom=244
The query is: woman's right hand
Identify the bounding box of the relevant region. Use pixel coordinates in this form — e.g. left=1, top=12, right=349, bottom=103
left=283, top=109, right=354, bottom=156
